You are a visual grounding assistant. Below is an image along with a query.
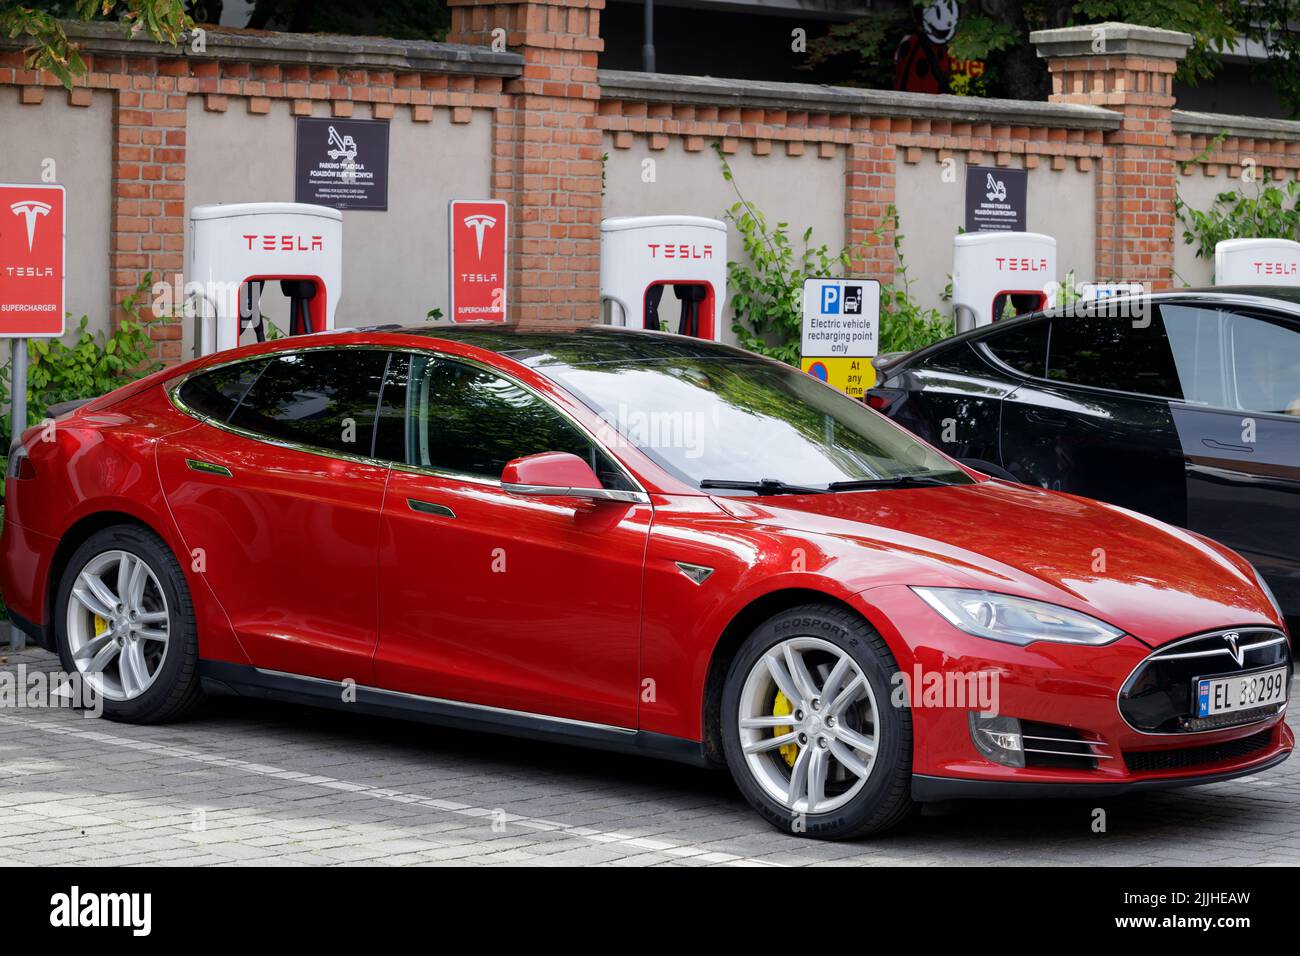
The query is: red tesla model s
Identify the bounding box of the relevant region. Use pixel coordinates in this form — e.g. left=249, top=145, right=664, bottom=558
left=1, top=326, right=1292, bottom=838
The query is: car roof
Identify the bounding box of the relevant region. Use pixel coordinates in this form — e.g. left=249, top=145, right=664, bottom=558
left=883, top=286, right=1300, bottom=372
left=347, top=323, right=755, bottom=369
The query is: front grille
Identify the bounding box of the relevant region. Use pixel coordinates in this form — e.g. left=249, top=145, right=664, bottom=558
left=1123, top=729, right=1273, bottom=773
left=1118, top=628, right=1291, bottom=734
left=1020, top=720, right=1110, bottom=771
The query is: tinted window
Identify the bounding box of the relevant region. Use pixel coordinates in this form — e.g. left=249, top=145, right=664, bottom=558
left=1160, top=305, right=1227, bottom=408
left=1226, top=312, right=1300, bottom=415
left=177, top=360, right=267, bottom=421
left=229, top=349, right=390, bottom=456
left=984, top=319, right=1049, bottom=376
left=1045, top=312, right=1184, bottom=398
left=406, top=355, right=628, bottom=487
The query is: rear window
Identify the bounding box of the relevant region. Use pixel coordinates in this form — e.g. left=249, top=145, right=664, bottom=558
left=228, top=349, right=390, bottom=456
left=176, top=360, right=267, bottom=421
left=983, top=319, right=1049, bottom=376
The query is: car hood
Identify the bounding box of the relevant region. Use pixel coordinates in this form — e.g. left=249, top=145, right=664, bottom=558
left=711, top=479, right=1280, bottom=647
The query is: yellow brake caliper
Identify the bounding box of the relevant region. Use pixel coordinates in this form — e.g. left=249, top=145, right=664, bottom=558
left=93, top=614, right=109, bottom=640
left=772, top=691, right=798, bottom=768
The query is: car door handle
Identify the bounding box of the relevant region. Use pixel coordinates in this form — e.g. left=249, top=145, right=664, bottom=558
left=1202, top=438, right=1254, bottom=454
left=407, top=498, right=456, bottom=519
left=186, top=458, right=233, bottom=477
left=1024, top=409, right=1069, bottom=427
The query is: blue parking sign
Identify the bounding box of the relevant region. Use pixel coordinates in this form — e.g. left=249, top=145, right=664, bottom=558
left=821, top=284, right=841, bottom=314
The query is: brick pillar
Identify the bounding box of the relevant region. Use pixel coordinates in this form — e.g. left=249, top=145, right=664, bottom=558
left=111, top=54, right=188, bottom=363
left=1033, top=23, right=1190, bottom=289
left=844, top=131, right=897, bottom=285
left=447, top=0, right=604, bottom=326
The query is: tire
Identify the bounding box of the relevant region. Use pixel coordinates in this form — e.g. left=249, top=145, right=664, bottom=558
left=54, top=523, right=203, bottom=723
left=721, top=603, right=914, bottom=839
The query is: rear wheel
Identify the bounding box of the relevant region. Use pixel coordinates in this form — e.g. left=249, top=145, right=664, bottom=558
left=721, top=604, right=914, bottom=839
left=54, top=524, right=202, bottom=723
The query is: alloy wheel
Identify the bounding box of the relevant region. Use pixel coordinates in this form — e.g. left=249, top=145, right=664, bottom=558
left=65, top=549, right=171, bottom=702
left=736, top=636, right=880, bottom=815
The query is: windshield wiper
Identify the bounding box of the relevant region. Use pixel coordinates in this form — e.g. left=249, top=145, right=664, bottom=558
left=826, top=474, right=955, bottom=491
left=700, top=478, right=828, bottom=496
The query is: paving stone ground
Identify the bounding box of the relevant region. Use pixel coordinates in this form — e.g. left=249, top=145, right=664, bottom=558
left=1, top=646, right=1296, bottom=866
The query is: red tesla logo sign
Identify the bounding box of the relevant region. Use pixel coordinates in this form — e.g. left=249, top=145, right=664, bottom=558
left=241, top=234, right=324, bottom=252
left=994, top=257, right=1049, bottom=272
left=647, top=243, right=714, bottom=260
left=449, top=199, right=508, bottom=323
left=1252, top=259, right=1298, bottom=276
left=0, top=183, right=65, bottom=337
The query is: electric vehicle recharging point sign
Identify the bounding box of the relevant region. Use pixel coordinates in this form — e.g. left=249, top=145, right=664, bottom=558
left=0, top=183, right=65, bottom=337
left=449, top=199, right=508, bottom=323
left=800, top=278, right=880, bottom=399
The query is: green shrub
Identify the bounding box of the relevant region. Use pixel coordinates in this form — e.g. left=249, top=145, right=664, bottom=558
left=716, top=145, right=950, bottom=363
left=1, top=273, right=162, bottom=471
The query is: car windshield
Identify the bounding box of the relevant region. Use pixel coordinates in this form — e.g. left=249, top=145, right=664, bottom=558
left=544, top=356, right=972, bottom=493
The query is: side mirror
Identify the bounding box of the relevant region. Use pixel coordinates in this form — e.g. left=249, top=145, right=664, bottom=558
left=501, top=452, right=646, bottom=504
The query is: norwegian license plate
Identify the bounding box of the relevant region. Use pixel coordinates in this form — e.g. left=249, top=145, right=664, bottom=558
left=1196, top=667, right=1289, bottom=718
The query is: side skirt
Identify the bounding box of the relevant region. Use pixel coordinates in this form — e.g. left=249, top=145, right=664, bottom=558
left=199, top=660, right=713, bottom=768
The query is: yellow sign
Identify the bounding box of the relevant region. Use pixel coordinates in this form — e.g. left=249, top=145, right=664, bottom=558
left=801, top=357, right=875, bottom=399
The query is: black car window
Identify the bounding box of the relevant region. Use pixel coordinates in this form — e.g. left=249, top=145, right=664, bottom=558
left=1159, top=305, right=1228, bottom=408
left=404, top=354, right=631, bottom=489
left=1225, top=311, right=1300, bottom=415
left=983, top=319, right=1049, bottom=376
left=177, top=360, right=268, bottom=421
left=228, top=349, right=390, bottom=457
left=1045, top=311, right=1184, bottom=398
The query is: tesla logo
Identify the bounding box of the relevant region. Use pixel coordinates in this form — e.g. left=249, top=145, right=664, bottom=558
left=1252, top=260, right=1297, bottom=276
left=1224, top=631, right=1244, bottom=666
left=241, top=234, right=324, bottom=252
left=647, top=243, right=713, bottom=260
left=10, top=200, right=52, bottom=252
left=462, top=215, right=497, bottom=259
left=994, top=257, right=1049, bottom=272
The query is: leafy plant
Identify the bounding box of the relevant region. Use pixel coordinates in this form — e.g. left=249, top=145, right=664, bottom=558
left=714, top=144, right=950, bottom=364
left=1, top=1, right=191, bottom=89
left=1, top=272, right=161, bottom=464
left=1176, top=175, right=1300, bottom=261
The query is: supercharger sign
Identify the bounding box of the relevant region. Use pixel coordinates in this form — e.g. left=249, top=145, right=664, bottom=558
left=188, top=202, right=342, bottom=356
left=0, top=182, right=65, bottom=337
left=1214, top=238, right=1300, bottom=286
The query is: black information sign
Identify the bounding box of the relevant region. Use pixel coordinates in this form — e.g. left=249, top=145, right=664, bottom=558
left=294, top=117, right=390, bottom=210
left=964, top=165, right=1027, bottom=232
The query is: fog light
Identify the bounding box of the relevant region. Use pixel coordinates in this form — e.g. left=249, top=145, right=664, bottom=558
left=969, top=712, right=1024, bottom=768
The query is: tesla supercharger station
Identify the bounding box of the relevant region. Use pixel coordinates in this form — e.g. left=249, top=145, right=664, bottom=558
left=1214, top=237, right=1300, bottom=286
left=951, top=231, right=1057, bottom=332
left=188, top=202, right=342, bottom=357
left=600, top=215, right=726, bottom=340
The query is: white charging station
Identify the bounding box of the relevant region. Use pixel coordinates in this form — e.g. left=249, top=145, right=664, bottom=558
left=600, top=215, right=726, bottom=340
left=951, top=231, right=1057, bottom=332
left=1214, top=237, right=1300, bottom=286
left=188, top=202, right=343, bottom=357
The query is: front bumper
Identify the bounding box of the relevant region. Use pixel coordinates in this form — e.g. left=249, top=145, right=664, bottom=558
left=853, top=584, right=1294, bottom=796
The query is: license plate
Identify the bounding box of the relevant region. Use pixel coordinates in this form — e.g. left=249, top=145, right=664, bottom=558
left=1196, top=667, right=1289, bottom=717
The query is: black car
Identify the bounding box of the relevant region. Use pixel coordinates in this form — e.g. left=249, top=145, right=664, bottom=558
left=869, top=287, right=1300, bottom=625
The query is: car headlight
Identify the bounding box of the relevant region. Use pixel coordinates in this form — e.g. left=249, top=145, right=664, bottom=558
left=912, top=587, right=1124, bottom=647
left=1250, top=564, right=1286, bottom=623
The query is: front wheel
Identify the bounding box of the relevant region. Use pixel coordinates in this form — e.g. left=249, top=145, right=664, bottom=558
left=54, top=524, right=203, bottom=723
left=721, top=604, right=914, bottom=839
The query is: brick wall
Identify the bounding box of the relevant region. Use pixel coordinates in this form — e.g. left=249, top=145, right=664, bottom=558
left=3, top=17, right=1300, bottom=365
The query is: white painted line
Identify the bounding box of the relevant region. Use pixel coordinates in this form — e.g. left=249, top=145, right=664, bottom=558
left=0, top=711, right=783, bottom=866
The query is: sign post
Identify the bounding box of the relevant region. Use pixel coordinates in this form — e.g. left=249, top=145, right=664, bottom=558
left=448, top=199, right=509, bottom=323
left=800, top=277, right=880, bottom=400
left=1, top=182, right=66, bottom=649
